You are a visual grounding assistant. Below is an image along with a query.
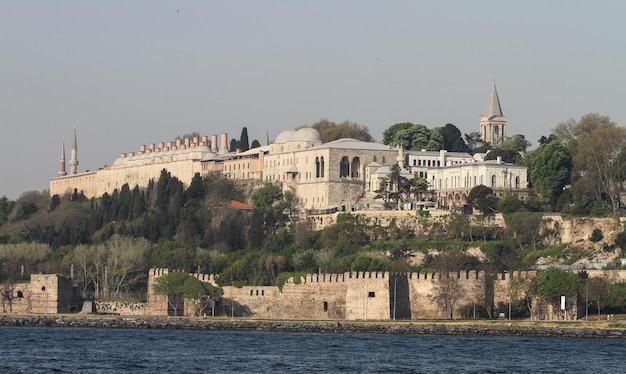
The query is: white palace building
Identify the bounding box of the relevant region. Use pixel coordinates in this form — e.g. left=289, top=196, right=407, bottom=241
left=50, top=82, right=528, bottom=213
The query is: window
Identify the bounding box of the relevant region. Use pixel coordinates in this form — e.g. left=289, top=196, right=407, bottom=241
left=339, top=156, right=350, bottom=177
left=368, top=292, right=375, bottom=298
left=323, top=301, right=328, bottom=312
left=351, top=157, right=361, bottom=178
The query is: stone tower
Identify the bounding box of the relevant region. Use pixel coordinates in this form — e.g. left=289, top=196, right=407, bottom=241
left=479, top=80, right=507, bottom=145
left=69, top=125, right=79, bottom=175
left=58, top=137, right=67, bottom=176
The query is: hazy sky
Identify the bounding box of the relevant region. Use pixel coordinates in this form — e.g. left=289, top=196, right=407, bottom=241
left=2, top=1, right=625, bottom=200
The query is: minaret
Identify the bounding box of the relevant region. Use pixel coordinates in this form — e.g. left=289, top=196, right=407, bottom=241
left=69, top=124, right=79, bottom=175
left=58, top=137, right=67, bottom=176
left=479, top=80, right=507, bottom=145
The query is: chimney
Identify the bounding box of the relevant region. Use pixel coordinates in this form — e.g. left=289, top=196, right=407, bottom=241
left=220, top=133, right=228, bottom=154
left=497, top=156, right=502, bottom=164
left=211, top=135, right=218, bottom=152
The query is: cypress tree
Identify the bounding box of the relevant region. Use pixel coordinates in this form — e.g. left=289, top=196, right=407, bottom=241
left=240, top=127, right=250, bottom=152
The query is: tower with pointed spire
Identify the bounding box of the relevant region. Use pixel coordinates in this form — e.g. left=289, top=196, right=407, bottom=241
left=58, top=137, right=67, bottom=176
left=69, top=125, right=79, bottom=175
left=479, top=80, right=507, bottom=145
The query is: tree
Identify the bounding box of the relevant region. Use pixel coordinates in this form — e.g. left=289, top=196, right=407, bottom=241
left=508, top=274, right=537, bottom=319
left=229, top=138, right=239, bottom=152
left=467, top=185, right=496, bottom=214
left=526, top=141, right=572, bottom=209
left=382, top=122, right=441, bottom=151
left=586, top=273, right=614, bottom=318
left=250, top=139, right=261, bottom=148
left=484, top=148, right=520, bottom=164
left=103, top=235, right=150, bottom=298
left=382, top=122, right=413, bottom=145
left=0, top=196, right=13, bottom=224
left=552, top=112, right=617, bottom=146
left=186, top=173, right=206, bottom=201
left=504, top=212, right=543, bottom=250
left=439, top=123, right=468, bottom=152
left=574, top=126, right=626, bottom=213
left=240, top=127, right=250, bottom=152
left=430, top=252, right=467, bottom=319
left=411, top=175, right=429, bottom=202
left=464, top=132, right=481, bottom=153
left=500, top=134, right=531, bottom=153
left=536, top=267, right=582, bottom=317
left=153, top=272, right=223, bottom=316
left=309, top=119, right=374, bottom=142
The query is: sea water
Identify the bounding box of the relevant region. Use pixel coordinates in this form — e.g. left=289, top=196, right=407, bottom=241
left=1, top=326, right=624, bottom=373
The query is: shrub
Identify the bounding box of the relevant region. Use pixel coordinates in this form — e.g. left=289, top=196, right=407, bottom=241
left=590, top=228, right=603, bottom=243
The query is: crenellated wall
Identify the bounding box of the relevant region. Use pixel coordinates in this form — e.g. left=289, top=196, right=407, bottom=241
left=146, top=268, right=551, bottom=320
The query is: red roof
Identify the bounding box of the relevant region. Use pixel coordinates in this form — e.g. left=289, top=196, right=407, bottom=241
left=229, top=200, right=254, bottom=210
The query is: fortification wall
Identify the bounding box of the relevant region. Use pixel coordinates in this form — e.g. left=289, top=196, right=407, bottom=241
left=95, top=300, right=147, bottom=316
left=146, top=268, right=626, bottom=320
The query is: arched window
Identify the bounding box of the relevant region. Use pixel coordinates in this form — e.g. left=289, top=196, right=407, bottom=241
left=491, top=175, right=496, bottom=188
left=320, top=157, right=325, bottom=177
left=373, top=155, right=377, bottom=162
left=515, top=176, right=520, bottom=189
left=493, top=125, right=499, bottom=142
left=381, top=156, right=386, bottom=163
left=351, top=157, right=361, bottom=178
left=339, top=156, right=350, bottom=177
left=315, top=157, right=320, bottom=178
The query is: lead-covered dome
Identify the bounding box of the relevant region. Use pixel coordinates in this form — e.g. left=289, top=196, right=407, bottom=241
left=274, top=130, right=296, bottom=144
left=290, top=127, right=323, bottom=142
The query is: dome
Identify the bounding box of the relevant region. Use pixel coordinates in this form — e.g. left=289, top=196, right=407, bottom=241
left=290, top=127, right=323, bottom=143
left=274, top=130, right=296, bottom=144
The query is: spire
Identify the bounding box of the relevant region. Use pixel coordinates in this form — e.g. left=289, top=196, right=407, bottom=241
left=58, top=137, right=67, bottom=176
left=70, top=124, right=79, bottom=175
left=266, top=128, right=270, bottom=146
left=484, top=79, right=503, bottom=118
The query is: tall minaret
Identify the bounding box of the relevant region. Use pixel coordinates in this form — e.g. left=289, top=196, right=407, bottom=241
left=69, top=124, right=79, bottom=175
left=58, top=137, right=67, bottom=176
left=479, top=80, right=507, bottom=145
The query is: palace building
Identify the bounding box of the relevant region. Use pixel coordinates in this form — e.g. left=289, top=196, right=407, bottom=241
left=50, top=82, right=527, bottom=212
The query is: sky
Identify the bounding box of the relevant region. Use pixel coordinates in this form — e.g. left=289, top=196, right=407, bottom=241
left=2, top=1, right=625, bottom=200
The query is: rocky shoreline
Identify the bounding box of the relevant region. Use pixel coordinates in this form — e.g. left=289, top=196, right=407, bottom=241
left=2, top=315, right=626, bottom=338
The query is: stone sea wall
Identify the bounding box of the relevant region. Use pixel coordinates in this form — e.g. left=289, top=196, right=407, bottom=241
left=1, top=316, right=625, bottom=338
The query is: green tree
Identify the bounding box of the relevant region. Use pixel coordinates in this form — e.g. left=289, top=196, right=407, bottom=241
left=439, top=123, right=468, bottom=152
left=309, top=119, right=374, bottom=142
left=383, top=122, right=414, bottom=145
left=153, top=272, right=223, bottom=316
left=504, top=212, right=543, bottom=250
left=587, top=274, right=614, bottom=318
left=467, top=185, right=496, bottom=214
left=240, top=127, right=250, bottom=152
left=526, top=141, right=572, bottom=209
left=536, top=267, right=582, bottom=315
left=382, top=122, right=441, bottom=151
left=573, top=126, right=626, bottom=213
left=484, top=148, right=520, bottom=164
left=500, top=134, right=531, bottom=153
left=464, top=132, right=481, bottom=153
left=497, top=192, right=524, bottom=213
